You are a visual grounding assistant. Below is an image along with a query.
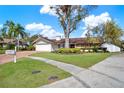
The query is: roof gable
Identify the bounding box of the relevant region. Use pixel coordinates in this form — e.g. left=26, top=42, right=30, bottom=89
left=33, top=36, right=54, bottom=45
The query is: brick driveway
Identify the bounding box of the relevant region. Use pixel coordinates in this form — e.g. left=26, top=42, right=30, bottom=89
left=0, top=51, right=36, bottom=64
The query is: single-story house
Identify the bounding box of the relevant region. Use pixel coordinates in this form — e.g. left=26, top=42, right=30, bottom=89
left=33, top=36, right=121, bottom=52
left=0, top=38, right=28, bottom=48
left=32, top=36, right=103, bottom=52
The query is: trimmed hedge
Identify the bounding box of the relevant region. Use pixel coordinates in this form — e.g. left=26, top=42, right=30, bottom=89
left=55, top=48, right=81, bottom=54
left=19, top=45, right=35, bottom=51
left=0, top=50, right=5, bottom=54
left=54, top=47, right=107, bottom=54
left=26, top=45, right=35, bottom=50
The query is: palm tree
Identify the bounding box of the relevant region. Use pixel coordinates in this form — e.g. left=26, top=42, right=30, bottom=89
left=1, top=21, right=28, bottom=50
left=15, top=24, right=27, bottom=38
left=4, top=20, right=15, bottom=39
left=14, top=24, right=27, bottom=50
left=0, top=27, right=7, bottom=38
left=0, top=35, right=3, bottom=41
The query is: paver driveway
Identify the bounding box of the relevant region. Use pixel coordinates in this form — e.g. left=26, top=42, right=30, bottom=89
left=29, top=53, right=124, bottom=88
left=0, top=51, right=36, bottom=64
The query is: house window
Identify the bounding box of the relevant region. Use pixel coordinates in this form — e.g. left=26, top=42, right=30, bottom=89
left=58, top=44, right=64, bottom=48
left=70, top=44, right=75, bottom=48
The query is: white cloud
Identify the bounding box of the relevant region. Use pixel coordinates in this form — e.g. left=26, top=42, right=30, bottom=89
left=40, top=5, right=57, bottom=17
left=25, top=23, right=45, bottom=31
left=25, top=22, right=63, bottom=39
left=40, top=28, right=63, bottom=39
left=0, top=24, right=3, bottom=28
left=81, top=12, right=111, bottom=37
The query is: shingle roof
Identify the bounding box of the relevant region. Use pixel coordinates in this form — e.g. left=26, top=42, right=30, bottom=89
left=33, top=36, right=103, bottom=45
left=32, top=36, right=54, bottom=44
left=53, top=38, right=103, bottom=44
left=0, top=39, right=14, bottom=44
left=0, top=38, right=28, bottom=45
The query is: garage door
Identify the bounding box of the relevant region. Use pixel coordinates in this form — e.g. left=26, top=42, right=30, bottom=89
left=36, top=44, right=52, bottom=51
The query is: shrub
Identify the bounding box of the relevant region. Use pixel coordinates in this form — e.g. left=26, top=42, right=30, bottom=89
left=26, top=45, right=35, bottom=51
left=57, top=48, right=70, bottom=54
left=93, top=47, right=98, bottom=52
left=0, top=50, right=5, bottom=54
left=56, top=48, right=81, bottom=54
left=19, top=47, right=27, bottom=51
left=9, top=44, right=15, bottom=49
left=2, top=44, right=15, bottom=50
left=0, top=46, right=3, bottom=50
left=92, top=47, right=106, bottom=53
left=72, top=48, right=81, bottom=53
left=55, top=47, right=107, bottom=54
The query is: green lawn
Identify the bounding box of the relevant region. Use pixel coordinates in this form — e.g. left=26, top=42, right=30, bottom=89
left=0, top=58, right=71, bottom=88
left=32, top=52, right=113, bottom=68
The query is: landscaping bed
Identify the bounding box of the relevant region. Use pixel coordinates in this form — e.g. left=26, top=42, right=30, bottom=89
left=32, top=52, right=113, bottom=68
left=53, top=48, right=107, bottom=54
left=0, top=58, right=71, bottom=88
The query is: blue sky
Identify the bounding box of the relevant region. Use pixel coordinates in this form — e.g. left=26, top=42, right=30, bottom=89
left=0, top=5, right=124, bottom=39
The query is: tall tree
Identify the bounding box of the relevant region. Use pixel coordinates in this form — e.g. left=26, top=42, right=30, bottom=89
left=14, top=24, right=27, bottom=39
left=103, top=21, right=123, bottom=46
left=29, top=34, right=39, bottom=45
left=85, top=25, right=102, bottom=48
left=4, top=20, right=15, bottom=39
left=14, top=24, right=27, bottom=50
left=51, top=5, right=97, bottom=48
left=2, top=21, right=27, bottom=39
left=0, top=20, right=28, bottom=50
left=88, top=20, right=124, bottom=46
left=0, top=27, right=7, bottom=38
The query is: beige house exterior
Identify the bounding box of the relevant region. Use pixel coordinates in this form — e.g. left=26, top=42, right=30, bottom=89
left=33, top=36, right=102, bottom=52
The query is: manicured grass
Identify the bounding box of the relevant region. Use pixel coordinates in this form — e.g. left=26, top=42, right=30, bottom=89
left=0, top=58, right=71, bottom=88
left=32, top=52, right=113, bottom=68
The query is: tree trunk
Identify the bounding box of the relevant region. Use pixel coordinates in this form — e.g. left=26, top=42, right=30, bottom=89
left=64, top=17, right=70, bottom=48
left=65, top=35, right=69, bottom=48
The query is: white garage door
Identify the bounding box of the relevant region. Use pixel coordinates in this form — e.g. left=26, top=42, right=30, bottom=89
left=36, top=44, right=52, bottom=51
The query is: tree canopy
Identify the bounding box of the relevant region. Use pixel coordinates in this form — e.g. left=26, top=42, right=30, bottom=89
left=86, top=20, right=124, bottom=46
left=103, top=21, right=123, bottom=46
left=51, top=5, right=97, bottom=48
left=0, top=20, right=27, bottom=40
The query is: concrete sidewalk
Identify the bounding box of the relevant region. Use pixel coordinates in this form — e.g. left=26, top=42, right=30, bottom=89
left=41, top=76, right=86, bottom=88
left=29, top=53, right=124, bottom=88
left=28, top=56, right=89, bottom=88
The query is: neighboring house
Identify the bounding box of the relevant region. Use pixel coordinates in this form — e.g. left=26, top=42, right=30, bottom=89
left=0, top=38, right=28, bottom=48
left=101, top=43, right=121, bottom=52
left=33, top=36, right=103, bottom=52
